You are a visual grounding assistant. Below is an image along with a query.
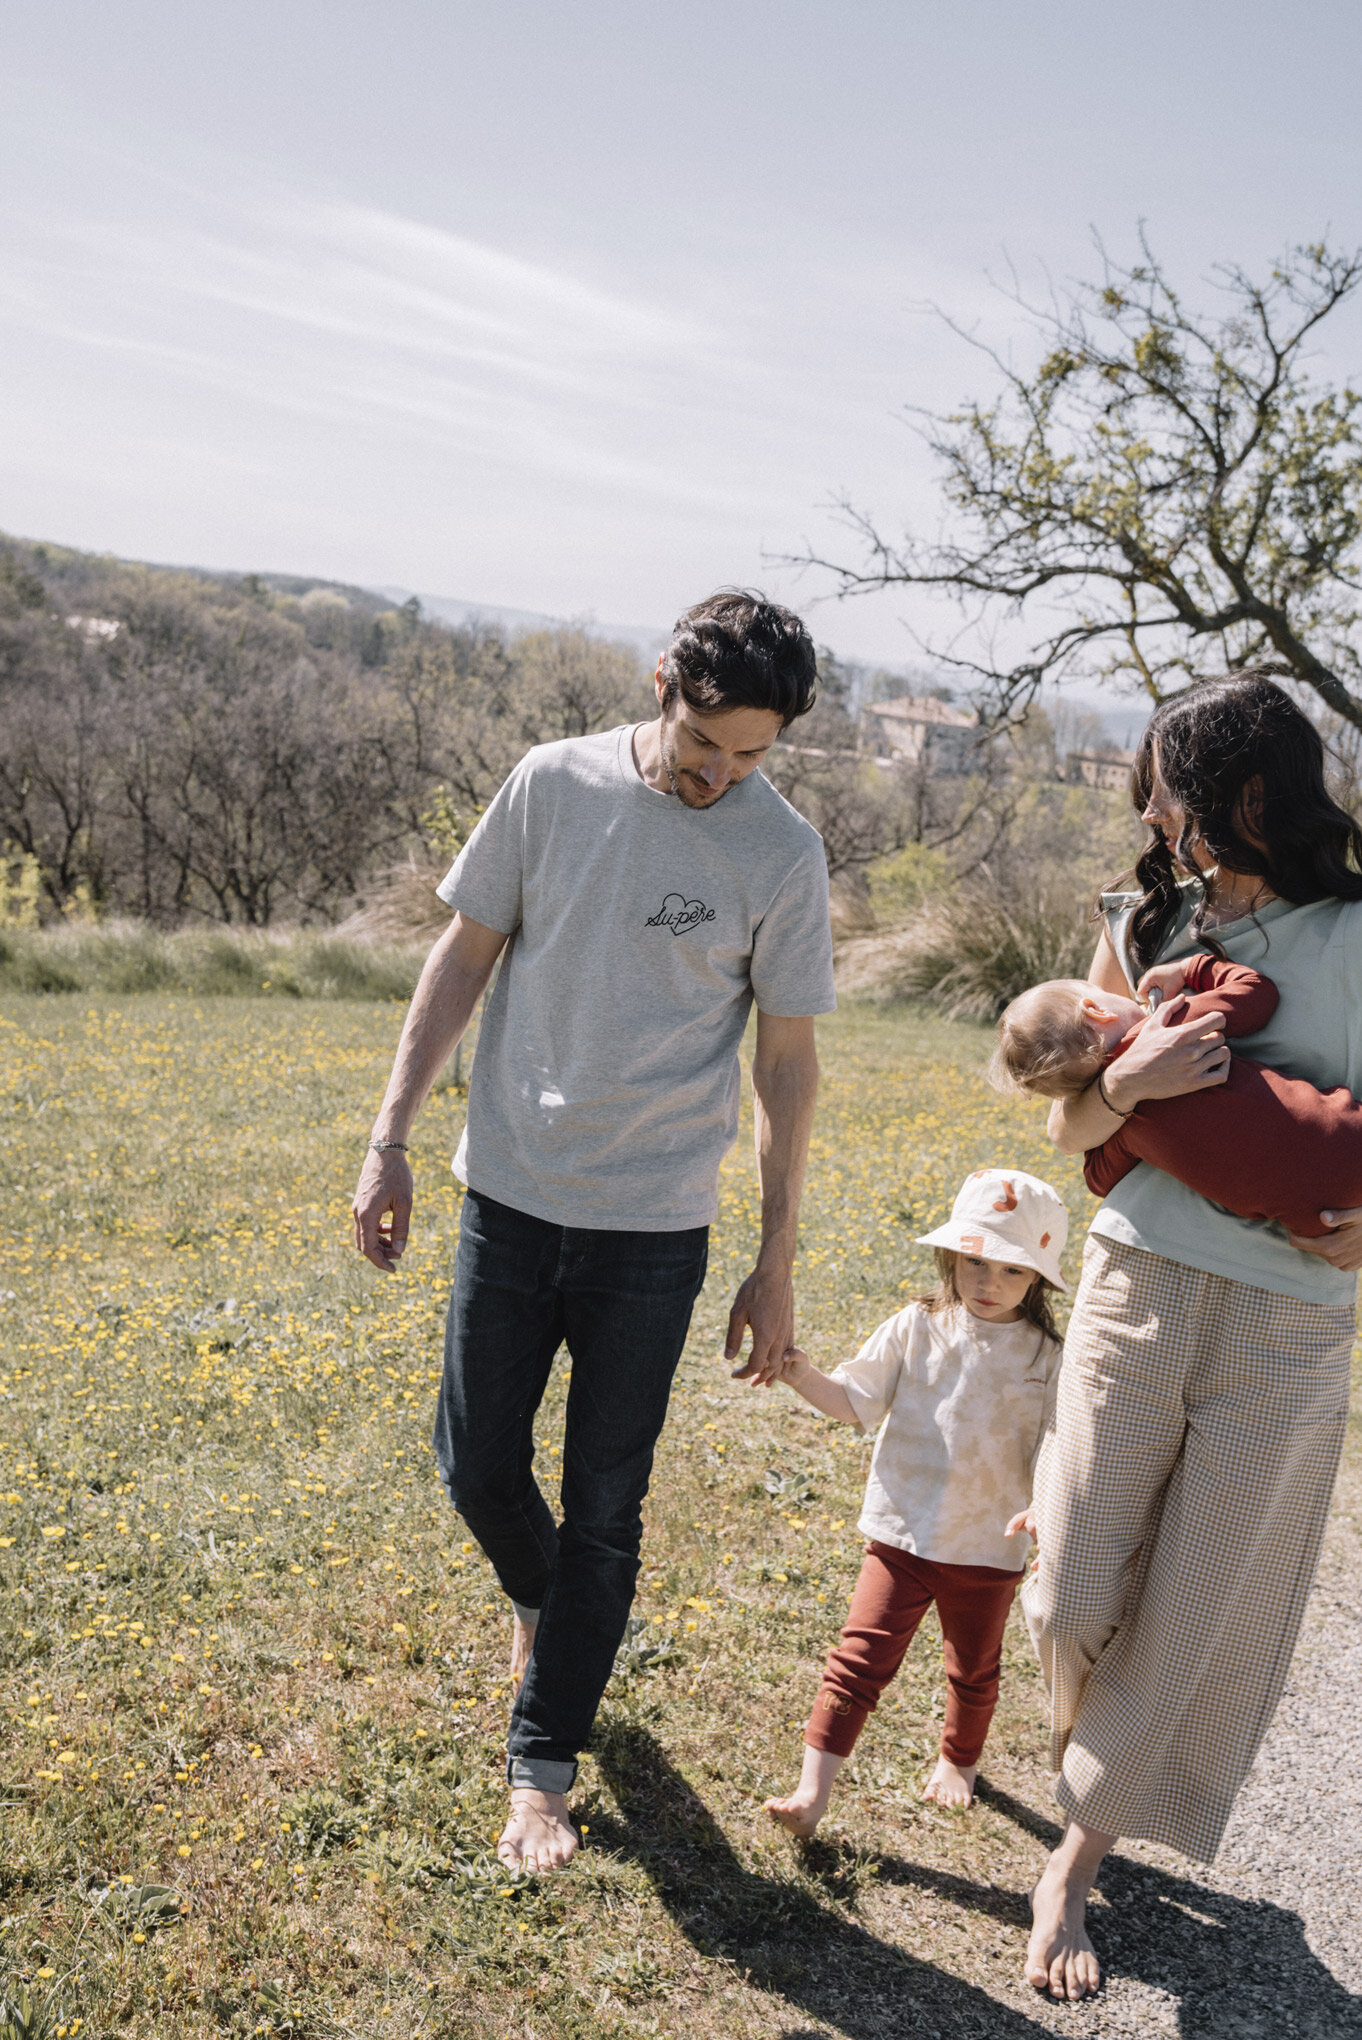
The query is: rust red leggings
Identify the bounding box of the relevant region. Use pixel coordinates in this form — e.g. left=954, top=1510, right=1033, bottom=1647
left=806, top=1541, right=1023, bottom=1765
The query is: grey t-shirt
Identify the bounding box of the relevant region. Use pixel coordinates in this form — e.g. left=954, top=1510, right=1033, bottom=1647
left=435, top=724, right=836, bottom=1230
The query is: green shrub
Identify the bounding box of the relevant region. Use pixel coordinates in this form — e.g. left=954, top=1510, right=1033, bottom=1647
left=0, top=922, right=423, bottom=1001
left=843, top=867, right=1098, bottom=1018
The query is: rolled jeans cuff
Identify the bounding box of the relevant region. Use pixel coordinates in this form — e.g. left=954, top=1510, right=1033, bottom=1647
left=510, top=1599, right=541, bottom=1626
left=507, top=1755, right=577, bottom=1794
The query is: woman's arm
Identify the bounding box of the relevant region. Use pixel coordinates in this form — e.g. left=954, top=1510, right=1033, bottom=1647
left=1047, top=928, right=1232, bottom=1157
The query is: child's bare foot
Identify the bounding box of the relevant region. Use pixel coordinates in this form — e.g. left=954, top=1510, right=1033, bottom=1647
left=510, top=1611, right=536, bottom=1688
left=496, top=1789, right=578, bottom=1872
left=764, top=1745, right=843, bottom=1837
left=921, top=1757, right=978, bottom=1807
left=764, top=1790, right=825, bottom=1837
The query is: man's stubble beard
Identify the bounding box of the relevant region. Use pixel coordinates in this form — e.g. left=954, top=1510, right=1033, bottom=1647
left=659, top=723, right=730, bottom=810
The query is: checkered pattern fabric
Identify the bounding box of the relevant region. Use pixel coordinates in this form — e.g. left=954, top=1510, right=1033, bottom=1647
left=1022, top=1233, right=1354, bottom=1863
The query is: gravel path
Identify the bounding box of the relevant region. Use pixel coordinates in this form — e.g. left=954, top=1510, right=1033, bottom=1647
left=1031, top=1450, right=1362, bottom=2038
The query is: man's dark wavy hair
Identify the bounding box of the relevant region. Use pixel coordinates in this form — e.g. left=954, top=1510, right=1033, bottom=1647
left=1125, top=670, right=1362, bottom=972
left=660, top=589, right=817, bottom=729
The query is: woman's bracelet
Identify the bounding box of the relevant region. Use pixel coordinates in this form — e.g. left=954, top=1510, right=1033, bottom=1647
left=1095, top=1069, right=1132, bottom=1118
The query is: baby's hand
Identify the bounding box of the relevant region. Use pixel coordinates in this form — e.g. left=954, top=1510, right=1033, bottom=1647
left=1004, top=1508, right=1036, bottom=1543
left=1136, top=960, right=1191, bottom=1010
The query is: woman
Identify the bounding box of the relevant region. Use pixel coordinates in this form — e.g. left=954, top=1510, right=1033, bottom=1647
left=1025, top=672, right=1362, bottom=2002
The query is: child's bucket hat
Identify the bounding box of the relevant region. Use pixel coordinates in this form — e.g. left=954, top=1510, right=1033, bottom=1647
left=916, top=1168, right=1069, bottom=1290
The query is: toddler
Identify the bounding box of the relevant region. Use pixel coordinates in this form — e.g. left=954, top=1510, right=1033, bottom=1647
left=994, top=953, right=1362, bottom=1235
left=764, top=1168, right=1065, bottom=1835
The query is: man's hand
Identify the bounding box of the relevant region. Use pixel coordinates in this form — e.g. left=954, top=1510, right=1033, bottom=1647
left=725, top=1256, right=795, bottom=1385
left=1287, top=1207, right=1362, bottom=1271
left=352, top=1149, right=414, bottom=1273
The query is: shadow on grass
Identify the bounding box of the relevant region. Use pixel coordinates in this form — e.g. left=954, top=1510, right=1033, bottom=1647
left=591, top=1715, right=1051, bottom=2039
left=852, top=1781, right=1362, bottom=2040
left=589, top=1725, right=1362, bottom=2040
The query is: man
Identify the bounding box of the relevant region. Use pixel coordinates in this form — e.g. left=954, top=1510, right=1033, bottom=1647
left=351, top=590, right=835, bottom=1872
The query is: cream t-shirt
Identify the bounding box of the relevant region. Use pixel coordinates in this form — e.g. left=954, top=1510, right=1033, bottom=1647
left=830, top=1301, right=1060, bottom=1571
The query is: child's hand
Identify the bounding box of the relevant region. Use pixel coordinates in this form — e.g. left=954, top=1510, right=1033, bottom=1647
left=1136, top=960, right=1191, bottom=1010
left=1004, top=1508, right=1037, bottom=1543
left=773, top=1346, right=813, bottom=1389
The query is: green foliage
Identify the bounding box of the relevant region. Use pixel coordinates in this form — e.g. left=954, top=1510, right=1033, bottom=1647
left=418, top=788, right=481, bottom=866
left=876, top=871, right=1098, bottom=1020
left=866, top=842, right=953, bottom=920
left=0, top=924, right=422, bottom=999
left=0, top=1983, right=41, bottom=2040
left=0, top=855, right=42, bottom=931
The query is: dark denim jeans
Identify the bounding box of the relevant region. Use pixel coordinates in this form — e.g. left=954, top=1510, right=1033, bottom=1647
left=432, top=1188, right=709, bottom=1792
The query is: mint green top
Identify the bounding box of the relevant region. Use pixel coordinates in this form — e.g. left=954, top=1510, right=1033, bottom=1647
left=1090, top=884, right=1362, bottom=1306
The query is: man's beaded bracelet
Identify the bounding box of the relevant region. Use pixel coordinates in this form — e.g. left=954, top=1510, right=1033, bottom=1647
left=368, top=1138, right=409, bottom=1154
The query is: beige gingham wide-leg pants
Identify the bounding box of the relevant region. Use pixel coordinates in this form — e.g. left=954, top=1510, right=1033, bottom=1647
left=1022, top=1234, right=1354, bottom=1862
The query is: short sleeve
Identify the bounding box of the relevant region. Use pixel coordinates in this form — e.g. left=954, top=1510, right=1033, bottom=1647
left=435, top=761, right=529, bottom=934
left=749, top=846, right=836, bottom=1017
left=827, top=1307, right=917, bottom=1433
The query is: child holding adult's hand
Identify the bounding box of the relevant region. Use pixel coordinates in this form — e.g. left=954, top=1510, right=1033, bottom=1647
left=761, top=1169, right=1066, bottom=1834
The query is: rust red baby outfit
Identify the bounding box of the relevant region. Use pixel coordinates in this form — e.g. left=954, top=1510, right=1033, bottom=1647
left=1085, top=954, right=1362, bottom=1236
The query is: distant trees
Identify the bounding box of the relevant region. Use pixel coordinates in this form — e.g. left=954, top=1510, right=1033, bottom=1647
left=0, top=544, right=650, bottom=926
left=796, top=239, right=1362, bottom=730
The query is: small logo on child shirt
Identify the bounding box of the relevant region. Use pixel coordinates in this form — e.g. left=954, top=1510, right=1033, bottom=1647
left=645, top=892, right=717, bottom=937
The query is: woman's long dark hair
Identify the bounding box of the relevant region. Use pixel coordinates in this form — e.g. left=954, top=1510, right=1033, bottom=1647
left=1124, top=672, right=1362, bottom=973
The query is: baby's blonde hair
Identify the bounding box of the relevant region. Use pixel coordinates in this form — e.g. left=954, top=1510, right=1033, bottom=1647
left=989, top=980, right=1105, bottom=1099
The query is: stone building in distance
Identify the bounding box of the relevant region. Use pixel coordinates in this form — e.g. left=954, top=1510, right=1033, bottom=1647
left=1065, top=747, right=1137, bottom=792
left=861, top=695, right=979, bottom=774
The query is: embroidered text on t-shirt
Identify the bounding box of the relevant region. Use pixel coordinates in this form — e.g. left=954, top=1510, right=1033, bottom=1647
left=645, top=892, right=718, bottom=937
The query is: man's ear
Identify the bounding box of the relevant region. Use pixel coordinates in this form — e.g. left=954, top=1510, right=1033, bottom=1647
left=654, top=658, right=667, bottom=712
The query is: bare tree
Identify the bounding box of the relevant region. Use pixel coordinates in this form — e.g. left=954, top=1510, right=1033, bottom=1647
left=792, top=238, right=1362, bottom=728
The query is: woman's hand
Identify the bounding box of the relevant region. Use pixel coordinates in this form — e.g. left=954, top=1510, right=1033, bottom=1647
left=1286, top=1208, right=1362, bottom=1270
left=1004, top=1508, right=1036, bottom=1541
left=1049, top=1004, right=1231, bottom=1154
left=1100, top=1003, right=1230, bottom=1112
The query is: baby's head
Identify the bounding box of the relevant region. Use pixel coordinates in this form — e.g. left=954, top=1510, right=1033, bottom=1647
left=991, top=979, right=1144, bottom=1098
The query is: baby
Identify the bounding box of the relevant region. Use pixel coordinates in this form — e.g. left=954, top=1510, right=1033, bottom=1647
left=994, top=953, right=1362, bottom=1236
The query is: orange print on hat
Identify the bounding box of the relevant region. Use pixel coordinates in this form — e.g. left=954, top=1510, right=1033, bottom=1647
left=1040, top=1231, right=1051, bottom=1248
left=960, top=1233, right=985, bottom=1252
left=993, top=1180, right=1018, bottom=1213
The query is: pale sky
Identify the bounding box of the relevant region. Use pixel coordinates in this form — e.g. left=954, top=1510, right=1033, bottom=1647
left=3, top=0, right=1362, bottom=666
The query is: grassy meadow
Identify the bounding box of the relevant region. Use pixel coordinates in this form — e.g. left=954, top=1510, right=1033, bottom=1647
left=2, top=988, right=1334, bottom=2039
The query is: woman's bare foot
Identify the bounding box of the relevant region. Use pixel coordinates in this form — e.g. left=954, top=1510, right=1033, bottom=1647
left=510, top=1611, right=536, bottom=1688
left=764, top=1745, right=844, bottom=1837
left=496, top=1788, right=578, bottom=1872
left=1024, top=1819, right=1114, bottom=2001
left=921, top=1756, right=977, bottom=1807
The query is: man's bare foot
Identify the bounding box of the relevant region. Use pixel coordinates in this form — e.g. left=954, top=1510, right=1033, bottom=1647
left=510, top=1612, right=537, bottom=1689
left=921, top=1756, right=977, bottom=1807
left=496, top=1789, right=578, bottom=1873
left=1026, top=1854, right=1103, bottom=2001
left=764, top=1745, right=843, bottom=1838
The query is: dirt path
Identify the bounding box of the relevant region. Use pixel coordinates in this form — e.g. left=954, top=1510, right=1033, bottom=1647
left=1014, top=1452, right=1362, bottom=2038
